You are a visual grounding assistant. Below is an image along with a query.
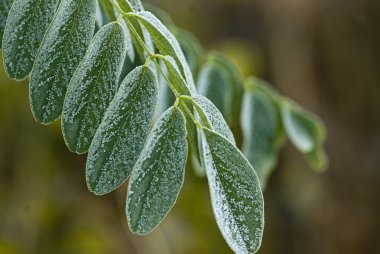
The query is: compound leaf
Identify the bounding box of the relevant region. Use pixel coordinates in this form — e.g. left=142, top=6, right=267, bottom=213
left=202, top=128, right=264, bottom=254
left=2, top=0, right=60, bottom=80
left=0, top=0, right=14, bottom=48
left=62, top=22, right=126, bottom=154
left=29, top=0, right=96, bottom=124
left=86, top=65, right=158, bottom=195
left=127, top=106, right=187, bottom=235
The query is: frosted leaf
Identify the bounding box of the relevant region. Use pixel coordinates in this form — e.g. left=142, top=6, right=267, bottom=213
left=86, top=66, right=158, bottom=195
left=131, top=11, right=196, bottom=93
left=193, top=94, right=235, bottom=144
left=29, top=0, right=96, bottom=124
left=281, top=99, right=326, bottom=153
left=2, top=0, right=60, bottom=80
left=0, top=0, right=14, bottom=48
left=202, top=128, right=264, bottom=254
left=61, top=22, right=127, bottom=154
left=241, top=89, right=280, bottom=189
left=127, top=107, right=187, bottom=235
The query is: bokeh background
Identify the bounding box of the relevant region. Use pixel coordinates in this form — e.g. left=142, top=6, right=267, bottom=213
left=1, top=0, right=380, bottom=253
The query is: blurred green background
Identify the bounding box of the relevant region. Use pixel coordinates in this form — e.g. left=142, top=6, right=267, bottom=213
left=1, top=0, right=380, bottom=253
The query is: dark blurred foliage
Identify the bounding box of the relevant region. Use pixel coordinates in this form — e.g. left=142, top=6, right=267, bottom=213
left=1, top=0, right=380, bottom=253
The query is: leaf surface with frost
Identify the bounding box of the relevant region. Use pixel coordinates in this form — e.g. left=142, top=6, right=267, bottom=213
left=127, top=106, right=187, bottom=235
left=86, top=66, right=158, bottom=195
left=2, top=0, right=60, bottom=80
left=202, top=128, right=264, bottom=254
left=29, top=0, right=96, bottom=124
left=0, top=0, right=14, bottom=48
left=62, top=22, right=126, bottom=154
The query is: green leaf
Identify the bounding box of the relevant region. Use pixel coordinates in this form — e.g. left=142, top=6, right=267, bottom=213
left=281, top=99, right=326, bottom=153
left=198, top=53, right=244, bottom=125
left=0, top=0, right=14, bottom=48
left=202, top=128, right=264, bottom=254
left=29, top=0, right=96, bottom=124
left=193, top=94, right=235, bottom=144
left=127, top=106, right=187, bottom=235
left=2, top=0, right=60, bottom=80
left=198, top=61, right=233, bottom=123
left=96, top=0, right=116, bottom=27
left=86, top=65, right=158, bottom=195
left=244, top=77, right=285, bottom=147
left=241, top=88, right=280, bottom=189
left=306, top=146, right=329, bottom=172
left=61, top=22, right=127, bottom=154
left=128, top=11, right=196, bottom=93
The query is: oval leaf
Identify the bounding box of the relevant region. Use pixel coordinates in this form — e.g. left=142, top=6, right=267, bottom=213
left=2, top=0, right=60, bottom=80
left=202, top=128, right=264, bottom=254
left=29, top=0, right=96, bottom=124
left=0, top=0, right=14, bottom=48
left=241, top=89, right=280, bottom=189
left=127, top=106, right=188, bottom=235
left=62, top=22, right=127, bottom=154
left=281, top=99, right=326, bottom=153
left=129, top=11, right=196, bottom=93
left=86, top=65, right=158, bottom=195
